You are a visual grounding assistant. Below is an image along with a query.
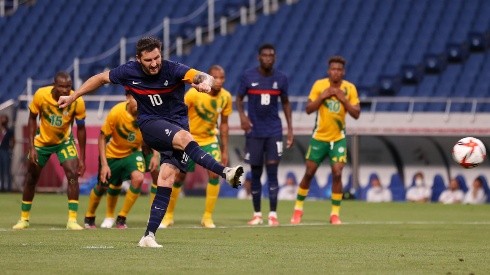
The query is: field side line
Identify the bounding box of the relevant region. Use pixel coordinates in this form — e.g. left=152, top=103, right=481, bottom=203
left=1, top=220, right=490, bottom=232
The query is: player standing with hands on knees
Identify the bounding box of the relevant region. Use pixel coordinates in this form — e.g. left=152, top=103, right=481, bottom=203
left=236, top=43, right=294, bottom=226
left=290, top=56, right=360, bottom=225
left=58, top=36, right=244, bottom=248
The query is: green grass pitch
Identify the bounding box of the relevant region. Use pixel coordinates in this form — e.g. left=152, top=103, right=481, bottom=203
left=1, top=193, right=489, bottom=274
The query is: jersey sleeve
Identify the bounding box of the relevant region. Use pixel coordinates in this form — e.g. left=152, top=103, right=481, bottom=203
left=74, top=96, right=87, bottom=121
left=308, top=80, right=322, bottom=101
left=222, top=91, right=233, bottom=116
left=28, top=89, right=42, bottom=115
left=109, top=64, right=129, bottom=85
left=237, top=73, right=248, bottom=97
left=348, top=83, right=360, bottom=105
left=100, top=109, right=116, bottom=137
left=184, top=88, right=197, bottom=107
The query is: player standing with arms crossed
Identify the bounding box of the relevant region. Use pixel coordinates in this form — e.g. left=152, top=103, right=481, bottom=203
left=13, top=72, right=86, bottom=230
left=290, top=56, right=360, bottom=225
left=236, top=43, right=294, bottom=226
left=159, top=65, right=232, bottom=228
left=58, top=37, right=243, bottom=247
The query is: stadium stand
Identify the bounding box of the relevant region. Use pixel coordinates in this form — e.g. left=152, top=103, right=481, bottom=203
left=1, top=0, right=489, bottom=110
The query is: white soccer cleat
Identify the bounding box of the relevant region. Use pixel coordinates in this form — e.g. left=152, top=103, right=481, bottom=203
left=247, top=215, right=263, bottom=225
left=100, top=217, right=115, bottom=228
left=138, top=233, right=163, bottom=248
left=224, top=165, right=244, bottom=188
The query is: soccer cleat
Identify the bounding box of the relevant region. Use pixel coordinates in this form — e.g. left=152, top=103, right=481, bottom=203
left=329, top=215, right=342, bottom=225
left=138, top=233, right=162, bottom=248
left=224, top=165, right=244, bottom=188
left=66, top=220, right=84, bottom=230
left=100, top=217, right=115, bottom=228
left=201, top=218, right=216, bottom=228
left=247, top=215, right=263, bottom=225
left=268, top=216, right=279, bottom=227
left=115, top=216, right=127, bottom=229
left=12, top=220, right=29, bottom=230
left=159, top=217, right=174, bottom=228
left=290, top=209, right=303, bottom=225
left=84, top=217, right=97, bottom=229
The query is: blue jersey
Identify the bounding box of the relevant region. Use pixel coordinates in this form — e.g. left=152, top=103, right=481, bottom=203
left=237, top=67, right=289, bottom=137
left=109, top=60, right=191, bottom=128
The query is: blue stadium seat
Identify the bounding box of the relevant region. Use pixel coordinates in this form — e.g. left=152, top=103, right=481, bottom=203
left=431, top=174, right=446, bottom=202
left=388, top=173, right=406, bottom=202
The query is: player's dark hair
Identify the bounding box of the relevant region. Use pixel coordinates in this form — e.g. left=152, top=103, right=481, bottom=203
left=136, top=36, right=162, bottom=57
left=208, top=64, right=224, bottom=74
left=54, top=71, right=71, bottom=83
left=258, top=43, right=275, bottom=54
left=329, top=56, right=346, bottom=67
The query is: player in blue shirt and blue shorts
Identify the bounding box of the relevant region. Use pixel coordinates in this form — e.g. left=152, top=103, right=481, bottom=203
left=236, top=43, right=294, bottom=226
left=58, top=36, right=244, bottom=248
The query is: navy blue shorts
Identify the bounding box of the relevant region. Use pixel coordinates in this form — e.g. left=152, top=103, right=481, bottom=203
left=244, top=136, right=283, bottom=166
left=138, top=117, right=189, bottom=172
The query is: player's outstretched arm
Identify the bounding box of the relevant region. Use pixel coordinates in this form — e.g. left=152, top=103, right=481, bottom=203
left=58, top=71, right=111, bottom=108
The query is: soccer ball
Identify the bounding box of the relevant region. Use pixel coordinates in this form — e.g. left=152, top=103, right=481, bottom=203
left=452, top=137, right=486, bottom=168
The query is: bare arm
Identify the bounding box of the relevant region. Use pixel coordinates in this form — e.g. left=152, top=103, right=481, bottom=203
left=98, top=132, right=111, bottom=183
left=281, top=96, right=294, bottom=148
left=76, top=124, right=87, bottom=176
left=58, top=71, right=111, bottom=108
left=219, top=115, right=229, bottom=166
left=27, top=111, right=39, bottom=165
left=236, top=94, right=252, bottom=132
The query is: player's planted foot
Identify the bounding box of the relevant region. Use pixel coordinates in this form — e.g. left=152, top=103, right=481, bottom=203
left=84, top=217, right=96, bottom=229
left=100, top=217, right=115, bottom=228
left=12, top=220, right=29, bottom=230
left=247, top=215, right=263, bottom=225
left=290, top=209, right=303, bottom=225
left=201, top=218, right=216, bottom=228
left=67, top=220, right=84, bottom=230
left=138, top=232, right=162, bottom=248
left=329, top=215, right=342, bottom=225
left=115, top=216, right=127, bottom=229
left=224, top=165, right=244, bottom=188
left=268, top=214, right=279, bottom=227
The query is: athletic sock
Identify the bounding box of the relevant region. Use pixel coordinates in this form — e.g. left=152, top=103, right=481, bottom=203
left=106, top=184, right=121, bottom=218
left=203, top=178, right=220, bottom=219
left=251, top=165, right=262, bottom=212
left=294, top=187, right=309, bottom=210
left=184, top=141, right=226, bottom=177
left=118, top=185, right=141, bottom=217
left=86, top=187, right=103, bottom=217
left=145, top=186, right=171, bottom=236
left=68, top=200, right=79, bottom=222
left=20, top=201, right=32, bottom=221
left=331, top=192, right=343, bottom=216
left=266, top=164, right=279, bottom=212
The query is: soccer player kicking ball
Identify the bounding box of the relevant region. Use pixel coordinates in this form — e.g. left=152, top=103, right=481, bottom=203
left=290, top=56, right=360, bottom=225
left=84, top=91, right=160, bottom=229
left=58, top=37, right=243, bottom=248
left=157, top=65, right=232, bottom=229
left=13, top=72, right=87, bottom=230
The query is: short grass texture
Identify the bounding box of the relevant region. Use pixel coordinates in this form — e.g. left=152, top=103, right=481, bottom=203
left=1, top=193, right=490, bottom=274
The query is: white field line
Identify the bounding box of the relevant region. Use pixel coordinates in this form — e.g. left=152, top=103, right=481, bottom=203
left=1, top=220, right=490, bottom=232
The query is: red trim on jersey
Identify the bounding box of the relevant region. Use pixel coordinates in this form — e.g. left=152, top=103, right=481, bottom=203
left=247, top=89, right=281, bottom=95
left=124, top=83, right=183, bottom=95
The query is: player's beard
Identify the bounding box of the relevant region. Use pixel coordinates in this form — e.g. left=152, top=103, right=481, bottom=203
left=143, top=64, right=161, bottom=75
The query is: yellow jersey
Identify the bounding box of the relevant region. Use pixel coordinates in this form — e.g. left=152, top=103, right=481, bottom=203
left=185, top=87, right=232, bottom=146
left=29, top=86, right=86, bottom=147
left=308, top=78, right=359, bottom=142
left=101, top=101, right=143, bottom=159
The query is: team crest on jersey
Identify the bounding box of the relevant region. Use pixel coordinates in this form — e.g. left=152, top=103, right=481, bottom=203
left=272, top=81, right=278, bottom=89
left=164, top=80, right=168, bottom=86
left=63, top=110, right=69, bottom=116
left=136, top=156, right=143, bottom=161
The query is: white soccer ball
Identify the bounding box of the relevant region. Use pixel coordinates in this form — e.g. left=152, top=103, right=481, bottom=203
left=452, top=137, right=487, bottom=168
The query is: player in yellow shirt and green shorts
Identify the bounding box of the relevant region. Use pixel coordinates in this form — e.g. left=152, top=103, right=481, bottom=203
left=13, top=72, right=87, bottom=230
left=156, top=65, right=233, bottom=228
left=290, top=56, right=361, bottom=225
left=84, top=91, right=160, bottom=229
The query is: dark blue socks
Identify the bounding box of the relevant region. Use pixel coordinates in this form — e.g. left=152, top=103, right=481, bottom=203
left=145, top=186, right=171, bottom=236
left=266, top=164, right=279, bottom=212
left=185, top=141, right=225, bottom=177
left=251, top=165, right=263, bottom=212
